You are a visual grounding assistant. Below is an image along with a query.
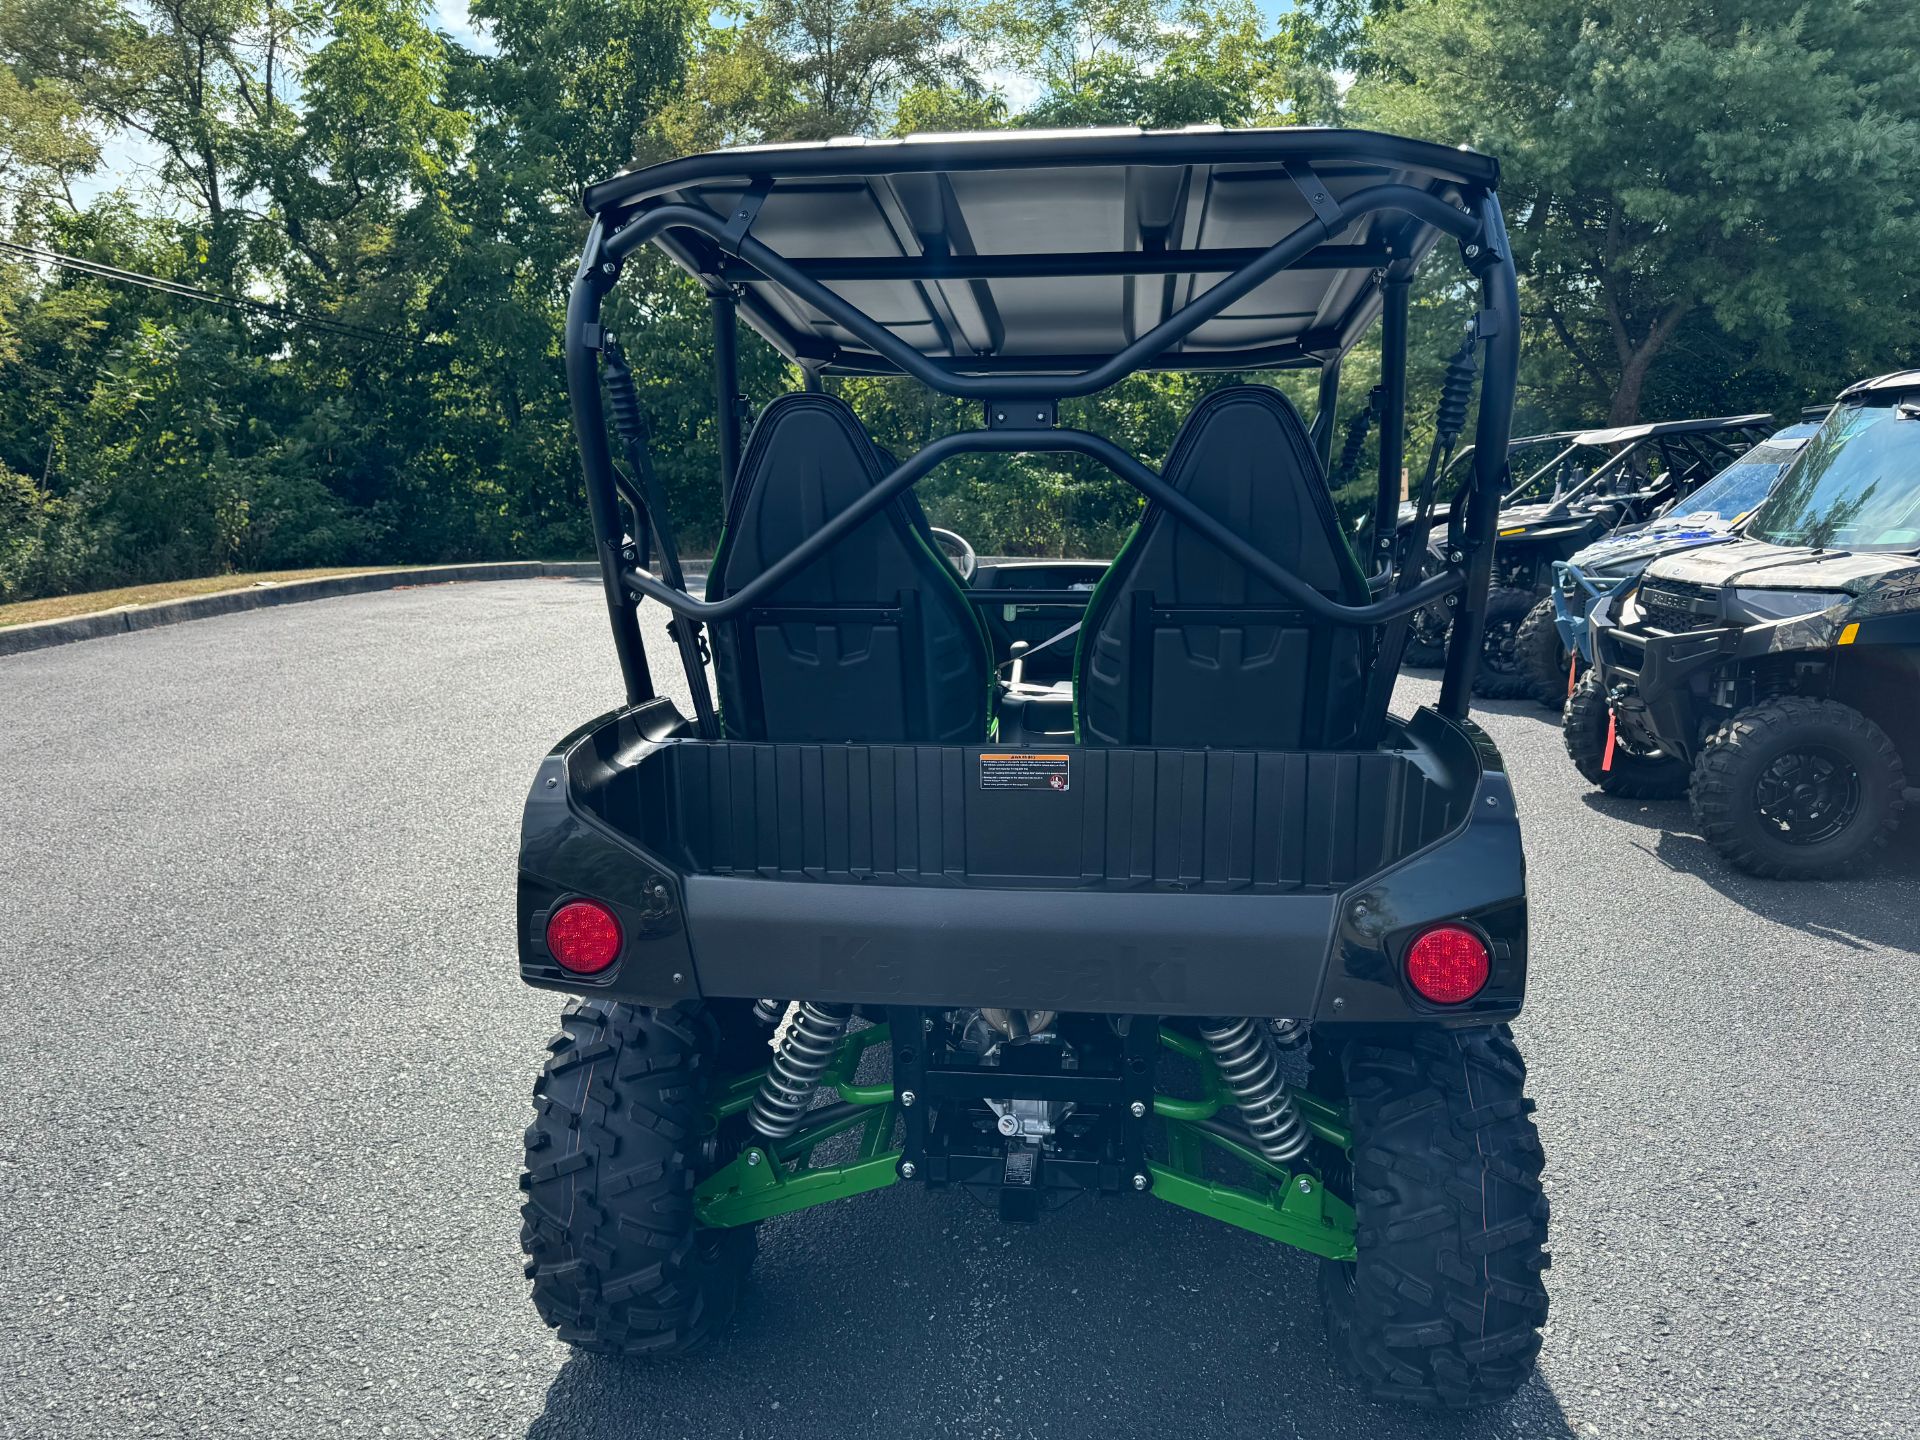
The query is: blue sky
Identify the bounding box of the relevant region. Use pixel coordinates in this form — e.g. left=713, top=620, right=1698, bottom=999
left=432, top=0, right=490, bottom=53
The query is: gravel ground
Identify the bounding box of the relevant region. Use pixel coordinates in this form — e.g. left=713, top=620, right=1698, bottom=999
left=1, top=577, right=1915, bottom=1440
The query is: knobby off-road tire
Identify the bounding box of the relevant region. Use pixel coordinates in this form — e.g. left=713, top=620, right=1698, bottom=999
left=1562, top=671, right=1690, bottom=799
left=1515, top=596, right=1571, bottom=711
left=1318, top=1025, right=1550, bottom=1409
left=1689, top=697, right=1905, bottom=880
left=521, top=999, right=756, bottom=1357
left=1470, top=588, right=1542, bottom=701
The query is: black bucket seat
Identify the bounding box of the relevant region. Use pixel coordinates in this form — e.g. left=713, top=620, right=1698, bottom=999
left=706, top=393, right=991, bottom=743
left=1073, top=386, right=1374, bottom=750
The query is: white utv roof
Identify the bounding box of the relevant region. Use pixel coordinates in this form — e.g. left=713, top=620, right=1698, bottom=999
left=583, top=127, right=1501, bottom=376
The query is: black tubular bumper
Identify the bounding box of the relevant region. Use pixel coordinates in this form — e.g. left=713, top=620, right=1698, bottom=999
left=516, top=701, right=1528, bottom=1024
left=1587, top=587, right=1869, bottom=763
left=1589, top=612, right=1739, bottom=763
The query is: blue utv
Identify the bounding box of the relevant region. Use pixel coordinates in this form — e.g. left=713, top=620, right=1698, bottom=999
left=1403, top=414, right=1776, bottom=691
left=1509, top=422, right=1820, bottom=708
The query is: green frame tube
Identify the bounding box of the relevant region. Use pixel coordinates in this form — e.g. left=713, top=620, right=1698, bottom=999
left=1151, top=1026, right=1351, bottom=1147
left=694, top=1021, right=1358, bottom=1262
left=1145, top=1026, right=1355, bottom=1259
left=698, top=1024, right=901, bottom=1227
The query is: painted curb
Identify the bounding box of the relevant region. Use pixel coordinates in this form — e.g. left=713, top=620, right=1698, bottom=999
left=0, top=560, right=710, bottom=658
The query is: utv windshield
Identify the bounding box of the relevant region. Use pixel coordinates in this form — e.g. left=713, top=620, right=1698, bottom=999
left=1667, top=440, right=1804, bottom=522
left=1746, top=402, right=1920, bottom=551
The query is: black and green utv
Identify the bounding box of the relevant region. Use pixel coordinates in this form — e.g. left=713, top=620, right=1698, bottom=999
left=514, top=128, right=1550, bottom=1409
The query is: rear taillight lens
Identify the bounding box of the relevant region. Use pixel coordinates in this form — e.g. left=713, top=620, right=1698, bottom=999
left=545, top=899, right=623, bottom=974
left=1404, top=924, right=1490, bottom=1004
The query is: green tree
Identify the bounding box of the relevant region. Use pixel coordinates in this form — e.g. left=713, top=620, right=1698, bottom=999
left=32, top=0, right=1892, bottom=597
left=988, top=0, right=1338, bottom=129
left=678, top=0, right=973, bottom=146
left=1348, top=0, right=1920, bottom=422
left=891, top=83, right=1007, bottom=134
left=0, top=57, right=96, bottom=214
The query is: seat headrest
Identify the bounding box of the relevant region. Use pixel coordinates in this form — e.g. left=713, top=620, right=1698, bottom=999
left=1154, top=385, right=1368, bottom=603
left=713, top=393, right=916, bottom=602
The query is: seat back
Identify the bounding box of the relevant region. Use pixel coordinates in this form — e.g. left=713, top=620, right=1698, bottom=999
left=1074, top=386, right=1374, bottom=750
left=707, top=394, right=990, bottom=743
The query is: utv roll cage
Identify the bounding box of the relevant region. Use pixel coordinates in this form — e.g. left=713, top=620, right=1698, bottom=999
left=1439, top=429, right=1579, bottom=496
left=517, top=133, right=1552, bottom=1399
left=565, top=128, right=1521, bottom=724
left=1500, top=413, right=1775, bottom=513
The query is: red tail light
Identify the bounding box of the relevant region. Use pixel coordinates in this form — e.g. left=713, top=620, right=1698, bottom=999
left=545, top=899, right=623, bottom=974
left=1405, top=924, right=1490, bottom=1004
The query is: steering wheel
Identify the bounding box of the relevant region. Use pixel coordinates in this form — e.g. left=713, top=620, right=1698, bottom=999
left=927, top=526, right=978, bottom=582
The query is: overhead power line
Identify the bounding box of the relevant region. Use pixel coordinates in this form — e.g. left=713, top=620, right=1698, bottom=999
left=0, top=238, right=406, bottom=346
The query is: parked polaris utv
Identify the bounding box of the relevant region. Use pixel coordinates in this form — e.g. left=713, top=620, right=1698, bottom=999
left=516, top=128, right=1549, bottom=1407
left=1576, top=373, right=1920, bottom=876
left=1406, top=415, right=1774, bottom=692
left=1511, top=421, right=1819, bottom=707
left=1392, top=430, right=1578, bottom=532
left=1395, top=430, right=1581, bottom=667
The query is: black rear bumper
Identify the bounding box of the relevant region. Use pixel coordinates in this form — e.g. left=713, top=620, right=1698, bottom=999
left=516, top=702, right=1528, bottom=1024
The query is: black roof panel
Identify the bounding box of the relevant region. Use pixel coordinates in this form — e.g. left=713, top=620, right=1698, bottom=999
left=1569, top=414, right=1773, bottom=446
left=587, top=127, right=1500, bottom=376
left=1840, top=370, right=1920, bottom=399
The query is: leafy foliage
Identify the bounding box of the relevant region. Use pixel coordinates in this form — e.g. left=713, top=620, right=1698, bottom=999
left=0, top=0, right=1915, bottom=602
left=1345, top=0, right=1920, bottom=424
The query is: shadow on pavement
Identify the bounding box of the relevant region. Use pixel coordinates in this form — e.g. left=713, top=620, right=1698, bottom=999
left=1577, top=790, right=1687, bottom=831
left=1637, top=814, right=1920, bottom=952
left=1473, top=697, right=1564, bottom=726
left=1575, top=780, right=1920, bottom=949
left=523, top=1186, right=1576, bottom=1440
left=1396, top=668, right=1562, bottom=728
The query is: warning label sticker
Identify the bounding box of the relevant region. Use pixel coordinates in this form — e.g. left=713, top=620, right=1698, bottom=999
left=979, top=752, right=1072, bottom=793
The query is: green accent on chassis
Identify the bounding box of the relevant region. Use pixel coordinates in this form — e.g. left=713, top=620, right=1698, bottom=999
left=695, top=1022, right=1359, bottom=1261
left=698, top=1024, right=904, bottom=1227
left=518, top=127, right=1549, bottom=1410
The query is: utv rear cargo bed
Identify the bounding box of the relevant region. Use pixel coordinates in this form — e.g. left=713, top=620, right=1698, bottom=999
left=518, top=703, right=1526, bottom=1022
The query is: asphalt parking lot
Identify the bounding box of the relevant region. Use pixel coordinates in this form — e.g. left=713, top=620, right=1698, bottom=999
left=2, top=577, right=1916, bottom=1440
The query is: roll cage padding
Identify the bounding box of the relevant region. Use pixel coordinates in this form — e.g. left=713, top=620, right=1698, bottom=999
left=706, top=393, right=991, bottom=743
left=1074, top=386, right=1373, bottom=749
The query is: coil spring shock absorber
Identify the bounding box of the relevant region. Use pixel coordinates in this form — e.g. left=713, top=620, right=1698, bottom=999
left=1197, top=1017, right=1311, bottom=1163
left=747, top=1002, right=854, bottom=1142
left=1434, top=332, right=1478, bottom=452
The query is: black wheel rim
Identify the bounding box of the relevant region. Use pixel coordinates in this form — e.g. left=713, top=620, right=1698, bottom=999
left=1411, top=607, right=1448, bottom=646
left=1753, top=745, right=1861, bottom=846
left=1312, top=1134, right=1358, bottom=1291
left=1482, top=615, right=1523, bottom=675
left=1611, top=722, right=1670, bottom=764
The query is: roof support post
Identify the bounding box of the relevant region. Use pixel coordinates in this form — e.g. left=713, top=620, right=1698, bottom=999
left=1374, top=276, right=1411, bottom=570
left=565, top=218, right=656, bottom=708
left=1439, top=194, right=1521, bottom=719
left=1311, top=358, right=1343, bottom=474
left=712, top=288, right=744, bottom=513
